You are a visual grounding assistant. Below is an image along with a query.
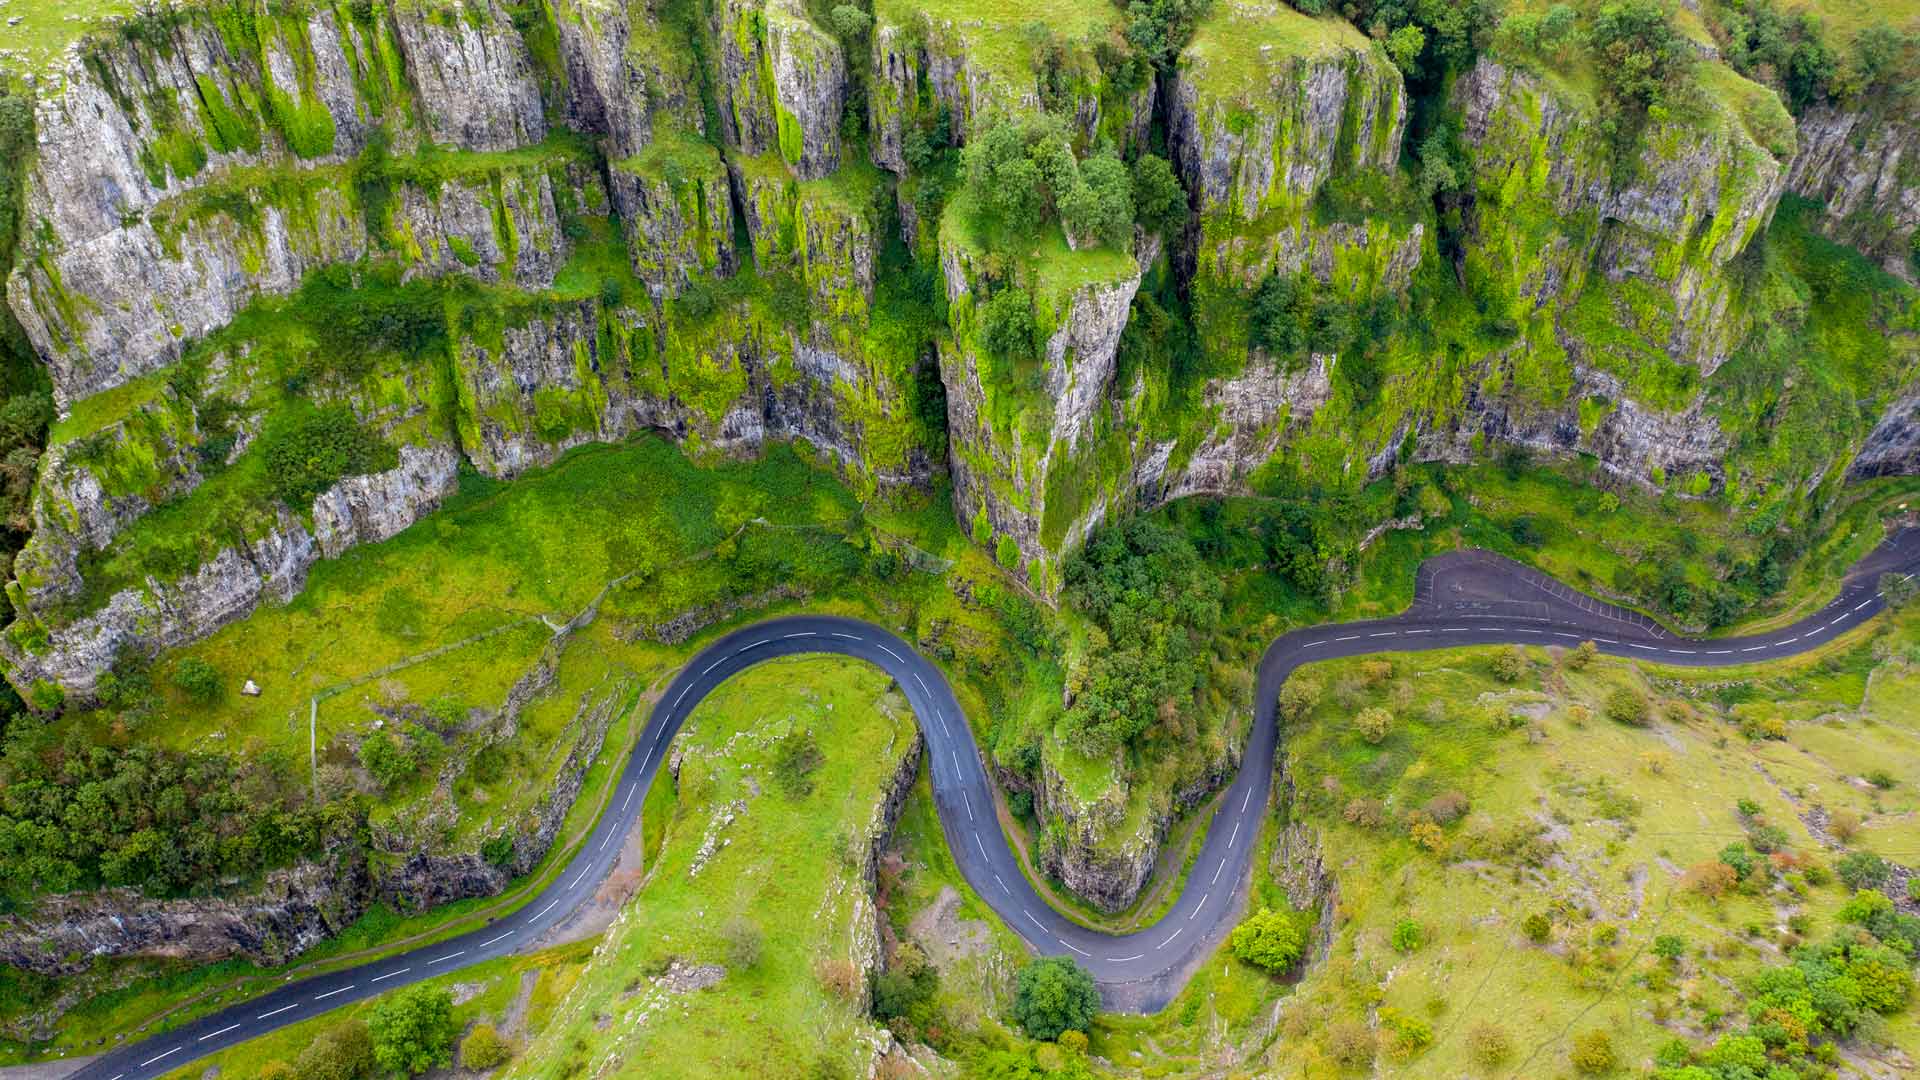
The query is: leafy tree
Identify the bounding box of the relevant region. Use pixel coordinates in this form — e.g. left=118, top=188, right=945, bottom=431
left=459, top=1023, right=512, bottom=1070
left=979, top=287, right=1039, bottom=372
left=1565, top=640, right=1598, bottom=669
left=1130, top=154, right=1186, bottom=234
left=368, top=984, right=457, bottom=1077
left=1882, top=571, right=1918, bottom=610
left=258, top=404, right=396, bottom=508
left=1523, top=912, right=1552, bottom=942
left=1060, top=154, right=1134, bottom=249
left=1122, top=0, right=1216, bottom=69
left=827, top=3, right=871, bottom=44
left=1012, top=957, right=1099, bottom=1040
left=1587, top=0, right=1695, bottom=113
left=1385, top=24, right=1426, bottom=74
left=1653, top=934, right=1686, bottom=962
left=295, top=1019, right=375, bottom=1080
left=1231, top=908, right=1304, bottom=971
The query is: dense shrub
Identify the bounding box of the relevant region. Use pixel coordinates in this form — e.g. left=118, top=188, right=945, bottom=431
left=0, top=714, right=341, bottom=896
left=1354, top=707, right=1392, bottom=744
left=169, top=658, right=224, bottom=704
left=258, top=404, right=397, bottom=508
left=1570, top=1028, right=1616, bottom=1073
left=1131, top=153, right=1187, bottom=234
left=1012, top=957, right=1098, bottom=1040
left=1587, top=0, right=1695, bottom=114
left=1277, top=677, right=1322, bottom=721
left=459, top=1023, right=512, bottom=1070
left=368, top=985, right=457, bottom=1076
left=1491, top=647, right=1527, bottom=682
left=773, top=730, right=824, bottom=798
left=1231, top=908, right=1304, bottom=972
left=1058, top=519, right=1222, bottom=754
left=1837, top=850, right=1891, bottom=891
left=1391, top=918, right=1424, bottom=953
left=1467, top=1021, right=1512, bottom=1066
left=1604, top=687, right=1650, bottom=726
left=295, top=1019, right=375, bottom=1080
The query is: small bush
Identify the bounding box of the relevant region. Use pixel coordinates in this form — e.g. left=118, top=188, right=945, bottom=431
left=1523, top=912, right=1552, bottom=943
left=1391, top=918, right=1424, bottom=953
left=1838, top=851, right=1891, bottom=891
left=1604, top=687, right=1649, bottom=726
left=295, top=1020, right=375, bottom=1080
left=1327, top=1021, right=1375, bottom=1068
left=460, top=1023, right=512, bottom=1071
left=1829, top=808, right=1862, bottom=841
left=1570, top=1028, right=1615, bottom=1074
left=1354, top=706, right=1392, bottom=744
left=1342, top=798, right=1386, bottom=829
left=258, top=404, right=396, bottom=508
left=169, top=657, right=223, bottom=703
left=774, top=730, right=824, bottom=797
left=1565, top=640, right=1598, bottom=669
left=1423, top=790, right=1470, bottom=824
left=1491, top=647, right=1527, bottom=682
left=1467, top=1021, right=1512, bottom=1066
left=723, top=916, right=763, bottom=969
left=1277, top=677, right=1322, bottom=721
left=1683, top=860, right=1739, bottom=898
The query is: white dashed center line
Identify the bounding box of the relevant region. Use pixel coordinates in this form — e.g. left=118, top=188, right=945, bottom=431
left=140, top=1048, right=180, bottom=1067
left=314, top=985, right=354, bottom=998
left=370, top=969, right=408, bottom=983
left=199, top=1024, right=241, bottom=1042
left=258, top=1004, right=299, bottom=1020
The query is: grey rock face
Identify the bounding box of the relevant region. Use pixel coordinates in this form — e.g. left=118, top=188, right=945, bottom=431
left=1168, top=35, right=1405, bottom=221
left=5, top=1, right=558, bottom=409
left=0, top=859, right=371, bottom=978
left=1847, top=388, right=1920, bottom=480
left=1453, top=58, right=1788, bottom=377
left=390, top=0, right=547, bottom=153
left=1789, top=103, right=1920, bottom=283
left=711, top=0, right=845, bottom=179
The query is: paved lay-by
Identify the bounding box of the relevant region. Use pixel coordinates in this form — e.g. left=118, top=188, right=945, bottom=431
left=68, top=527, right=1920, bottom=1079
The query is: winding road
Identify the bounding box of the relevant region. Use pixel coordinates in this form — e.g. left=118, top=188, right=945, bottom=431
left=66, top=526, right=1920, bottom=1080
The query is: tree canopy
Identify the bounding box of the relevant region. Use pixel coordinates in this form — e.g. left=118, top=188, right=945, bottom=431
left=1012, top=957, right=1100, bottom=1040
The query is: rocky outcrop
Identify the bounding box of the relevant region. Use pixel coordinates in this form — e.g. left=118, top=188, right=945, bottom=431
left=610, top=136, right=739, bottom=295
left=1146, top=353, right=1337, bottom=502
left=1788, top=103, right=1920, bottom=283
left=1848, top=388, right=1920, bottom=480
left=0, top=858, right=371, bottom=978
left=4, top=1, right=558, bottom=408
left=1454, top=56, right=1790, bottom=377
left=710, top=0, right=846, bottom=179
left=939, top=229, right=1145, bottom=591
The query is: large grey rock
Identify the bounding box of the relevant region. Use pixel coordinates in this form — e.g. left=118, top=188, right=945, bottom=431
left=711, top=0, right=845, bottom=179
left=1848, top=388, right=1920, bottom=480
left=390, top=0, right=546, bottom=153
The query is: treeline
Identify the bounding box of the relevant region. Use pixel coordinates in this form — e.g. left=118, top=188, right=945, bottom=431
left=1057, top=519, right=1223, bottom=754
left=0, top=710, right=353, bottom=897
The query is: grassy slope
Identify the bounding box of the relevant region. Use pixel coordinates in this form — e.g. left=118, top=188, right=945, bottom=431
left=501, top=655, right=913, bottom=1079
left=1260, top=606, right=1920, bottom=1076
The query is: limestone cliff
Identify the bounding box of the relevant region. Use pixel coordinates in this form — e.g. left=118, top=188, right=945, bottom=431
left=1788, top=101, right=1920, bottom=284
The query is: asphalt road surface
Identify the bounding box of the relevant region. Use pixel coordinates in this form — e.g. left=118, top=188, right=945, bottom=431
left=68, top=527, right=1920, bottom=1079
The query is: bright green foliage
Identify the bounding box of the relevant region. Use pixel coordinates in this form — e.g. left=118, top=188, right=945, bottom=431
left=459, top=1023, right=511, bottom=1070
left=358, top=729, right=419, bottom=792
left=1011, top=957, right=1098, bottom=1040
left=1231, top=907, right=1304, bottom=971
left=368, top=984, right=457, bottom=1077
left=294, top=1020, right=375, bottom=1080
left=1058, top=519, right=1222, bottom=753
left=1353, top=706, right=1391, bottom=744
left=1130, top=154, right=1186, bottom=234
left=980, top=287, right=1039, bottom=371
left=1059, top=154, right=1134, bottom=250
left=1391, top=918, right=1423, bottom=952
